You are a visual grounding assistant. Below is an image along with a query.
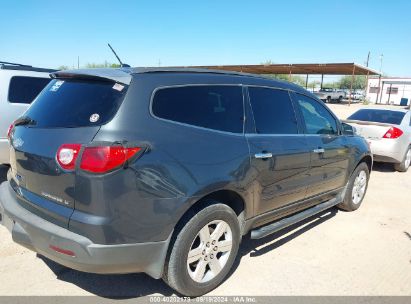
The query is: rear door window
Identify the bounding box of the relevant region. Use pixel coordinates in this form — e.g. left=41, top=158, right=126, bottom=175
left=294, top=94, right=338, bottom=135
left=23, top=79, right=128, bottom=127
left=248, top=87, right=298, bottom=134
left=152, top=85, right=244, bottom=133
left=8, top=76, right=51, bottom=104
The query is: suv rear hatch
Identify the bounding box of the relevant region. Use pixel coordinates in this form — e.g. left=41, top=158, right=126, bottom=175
left=8, top=72, right=130, bottom=228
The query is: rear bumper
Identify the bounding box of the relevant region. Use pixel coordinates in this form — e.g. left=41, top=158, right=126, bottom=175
left=0, top=138, right=10, bottom=164
left=368, top=138, right=403, bottom=163
left=0, top=181, right=171, bottom=279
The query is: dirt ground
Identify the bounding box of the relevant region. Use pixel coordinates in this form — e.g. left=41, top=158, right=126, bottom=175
left=0, top=102, right=410, bottom=297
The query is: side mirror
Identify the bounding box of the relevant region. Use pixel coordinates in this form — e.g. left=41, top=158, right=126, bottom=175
left=341, top=122, right=356, bottom=136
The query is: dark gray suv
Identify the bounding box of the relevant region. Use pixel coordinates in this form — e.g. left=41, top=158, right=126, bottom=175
left=0, top=68, right=372, bottom=296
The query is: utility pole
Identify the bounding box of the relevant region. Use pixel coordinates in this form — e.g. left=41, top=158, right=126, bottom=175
left=366, top=51, right=370, bottom=67
left=77, top=56, right=80, bottom=69
left=379, top=54, right=384, bottom=74
left=365, top=51, right=370, bottom=101
left=158, top=59, right=162, bottom=67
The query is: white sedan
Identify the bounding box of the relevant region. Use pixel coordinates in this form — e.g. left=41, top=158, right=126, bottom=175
left=344, top=108, right=411, bottom=172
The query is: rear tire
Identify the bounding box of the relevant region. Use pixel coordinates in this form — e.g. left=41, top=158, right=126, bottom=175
left=338, top=162, right=369, bottom=212
left=338, top=96, right=343, bottom=103
left=326, top=96, right=331, bottom=103
left=394, top=147, right=411, bottom=172
left=163, top=201, right=240, bottom=297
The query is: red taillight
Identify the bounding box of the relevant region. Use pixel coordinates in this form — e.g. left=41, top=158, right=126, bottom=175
left=7, top=123, right=14, bottom=140
left=56, top=144, right=82, bottom=171
left=80, top=146, right=141, bottom=173
left=382, top=127, right=403, bottom=139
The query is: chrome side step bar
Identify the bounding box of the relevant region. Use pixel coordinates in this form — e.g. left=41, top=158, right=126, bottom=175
left=250, top=197, right=341, bottom=239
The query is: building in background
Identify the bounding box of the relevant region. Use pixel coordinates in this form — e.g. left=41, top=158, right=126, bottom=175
left=367, top=77, right=411, bottom=105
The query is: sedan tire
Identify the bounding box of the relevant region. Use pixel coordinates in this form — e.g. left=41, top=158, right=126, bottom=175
left=394, top=147, right=411, bottom=172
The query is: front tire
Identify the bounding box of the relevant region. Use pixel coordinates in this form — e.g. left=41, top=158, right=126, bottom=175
left=394, top=147, right=411, bottom=172
left=163, top=202, right=240, bottom=297
left=338, top=162, right=369, bottom=211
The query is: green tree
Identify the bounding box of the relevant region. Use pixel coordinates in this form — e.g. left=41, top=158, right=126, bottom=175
left=260, top=60, right=306, bottom=87
left=57, top=65, right=70, bottom=70
left=84, top=61, right=121, bottom=68
left=322, top=82, right=340, bottom=89
left=339, top=75, right=366, bottom=90
left=265, top=74, right=306, bottom=87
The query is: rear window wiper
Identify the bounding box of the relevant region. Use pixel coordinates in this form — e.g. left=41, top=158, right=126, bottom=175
left=14, top=116, right=37, bottom=127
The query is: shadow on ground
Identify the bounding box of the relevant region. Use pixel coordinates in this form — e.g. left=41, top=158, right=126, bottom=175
left=0, top=165, right=8, bottom=183
left=38, top=255, right=175, bottom=298
left=372, top=162, right=396, bottom=173
left=38, top=207, right=338, bottom=298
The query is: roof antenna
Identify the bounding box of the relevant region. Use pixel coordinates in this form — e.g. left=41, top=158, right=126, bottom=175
left=107, top=43, right=130, bottom=68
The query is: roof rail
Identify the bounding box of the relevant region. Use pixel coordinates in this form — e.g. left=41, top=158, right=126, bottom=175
left=0, top=61, right=57, bottom=73
left=0, top=61, right=32, bottom=67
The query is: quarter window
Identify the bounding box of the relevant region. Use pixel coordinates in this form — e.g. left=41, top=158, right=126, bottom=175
left=8, top=76, right=51, bottom=104
left=152, top=86, right=244, bottom=133
left=294, top=94, right=338, bottom=135
left=248, top=87, right=298, bottom=134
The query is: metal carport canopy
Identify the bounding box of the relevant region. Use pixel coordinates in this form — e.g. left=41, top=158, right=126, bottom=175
left=179, top=63, right=380, bottom=76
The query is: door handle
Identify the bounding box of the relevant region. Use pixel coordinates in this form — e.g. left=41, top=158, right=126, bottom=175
left=313, top=148, right=325, bottom=153
left=255, top=152, right=273, bottom=159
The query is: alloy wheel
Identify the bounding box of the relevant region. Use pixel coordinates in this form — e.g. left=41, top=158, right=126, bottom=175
left=352, top=170, right=367, bottom=204
left=187, top=220, right=233, bottom=283
left=405, top=149, right=411, bottom=169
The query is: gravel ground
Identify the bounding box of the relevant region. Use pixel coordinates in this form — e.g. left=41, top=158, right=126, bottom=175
left=0, top=102, right=410, bottom=297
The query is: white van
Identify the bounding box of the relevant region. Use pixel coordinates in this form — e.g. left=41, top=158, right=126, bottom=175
left=0, top=62, right=54, bottom=164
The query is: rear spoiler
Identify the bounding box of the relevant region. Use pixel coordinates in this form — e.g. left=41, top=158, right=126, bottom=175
left=50, top=68, right=132, bottom=85
left=342, top=119, right=395, bottom=127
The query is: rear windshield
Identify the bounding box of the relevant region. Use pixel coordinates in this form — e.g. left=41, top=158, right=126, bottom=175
left=24, top=79, right=128, bottom=127
left=348, top=109, right=405, bottom=125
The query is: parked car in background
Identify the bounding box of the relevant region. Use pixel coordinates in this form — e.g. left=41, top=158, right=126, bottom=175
left=0, top=62, right=54, bottom=164
left=314, top=88, right=346, bottom=103
left=0, top=67, right=372, bottom=296
left=348, top=91, right=365, bottom=101
left=345, top=108, right=411, bottom=172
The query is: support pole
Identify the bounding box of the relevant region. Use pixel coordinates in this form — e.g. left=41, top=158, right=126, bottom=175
left=289, top=68, right=292, bottom=81
left=379, top=81, right=384, bottom=104
left=349, top=65, right=356, bottom=106
left=365, top=70, right=369, bottom=102
left=376, top=75, right=382, bottom=104
left=387, top=83, right=392, bottom=104
left=320, top=74, right=324, bottom=90
left=305, top=74, right=308, bottom=89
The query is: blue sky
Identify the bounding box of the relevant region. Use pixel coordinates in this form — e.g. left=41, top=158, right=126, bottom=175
left=1, top=0, right=410, bottom=76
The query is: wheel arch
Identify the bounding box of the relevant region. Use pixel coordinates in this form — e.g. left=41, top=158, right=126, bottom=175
left=355, top=154, right=373, bottom=174
left=172, top=189, right=249, bottom=240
